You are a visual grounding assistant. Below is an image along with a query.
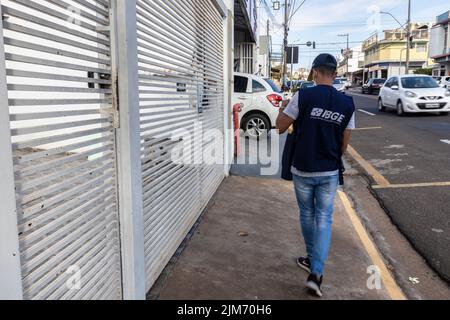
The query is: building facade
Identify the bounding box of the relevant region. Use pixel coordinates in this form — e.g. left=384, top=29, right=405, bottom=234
left=363, top=24, right=432, bottom=79
left=429, top=10, right=450, bottom=77
left=337, top=45, right=364, bottom=84
left=233, top=0, right=258, bottom=74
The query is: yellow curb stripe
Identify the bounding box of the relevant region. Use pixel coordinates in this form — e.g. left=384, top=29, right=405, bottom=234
left=347, top=145, right=391, bottom=187
left=337, top=190, right=407, bottom=300
left=353, top=127, right=383, bottom=131
left=373, top=181, right=450, bottom=189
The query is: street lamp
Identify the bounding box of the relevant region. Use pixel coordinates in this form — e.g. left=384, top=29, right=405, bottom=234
left=380, top=11, right=405, bottom=29
left=380, top=0, right=412, bottom=74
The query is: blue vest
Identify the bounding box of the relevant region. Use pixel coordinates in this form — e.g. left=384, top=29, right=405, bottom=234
left=292, top=85, right=355, bottom=177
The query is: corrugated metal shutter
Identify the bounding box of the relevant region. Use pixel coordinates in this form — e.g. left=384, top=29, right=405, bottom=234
left=135, top=0, right=225, bottom=290
left=1, top=0, right=122, bottom=299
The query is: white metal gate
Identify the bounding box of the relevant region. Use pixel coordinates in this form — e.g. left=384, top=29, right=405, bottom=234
left=0, top=0, right=227, bottom=299
left=235, top=42, right=254, bottom=74
left=135, top=0, right=225, bottom=290
left=0, top=0, right=122, bottom=299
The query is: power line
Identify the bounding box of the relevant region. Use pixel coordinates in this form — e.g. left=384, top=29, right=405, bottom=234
left=289, top=0, right=307, bottom=20
left=288, top=0, right=307, bottom=27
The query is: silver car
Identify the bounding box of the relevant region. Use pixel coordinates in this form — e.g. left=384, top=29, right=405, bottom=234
left=333, top=79, right=346, bottom=93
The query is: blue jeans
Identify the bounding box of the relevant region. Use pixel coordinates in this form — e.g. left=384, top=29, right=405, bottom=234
left=293, top=174, right=339, bottom=276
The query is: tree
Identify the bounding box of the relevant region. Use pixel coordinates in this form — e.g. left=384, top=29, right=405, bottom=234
left=413, top=68, right=432, bottom=75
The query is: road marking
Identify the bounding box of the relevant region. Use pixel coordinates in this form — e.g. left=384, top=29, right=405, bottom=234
left=373, top=181, right=450, bottom=189
left=358, top=109, right=376, bottom=116
left=337, top=190, right=406, bottom=300
left=347, top=145, right=391, bottom=187
left=347, top=91, right=379, bottom=99
left=441, top=139, right=450, bottom=145
left=353, top=127, right=382, bottom=131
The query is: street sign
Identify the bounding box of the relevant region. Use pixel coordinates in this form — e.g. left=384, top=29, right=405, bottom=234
left=286, top=46, right=299, bottom=64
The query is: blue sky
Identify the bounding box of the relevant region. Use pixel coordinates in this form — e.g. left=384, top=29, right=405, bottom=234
left=261, top=0, right=450, bottom=69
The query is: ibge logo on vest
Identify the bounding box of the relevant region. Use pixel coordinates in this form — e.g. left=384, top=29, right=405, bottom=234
left=310, top=108, right=346, bottom=125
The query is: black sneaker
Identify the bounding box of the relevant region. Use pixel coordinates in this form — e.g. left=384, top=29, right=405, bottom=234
left=296, top=257, right=311, bottom=273
left=306, top=274, right=323, bottom=297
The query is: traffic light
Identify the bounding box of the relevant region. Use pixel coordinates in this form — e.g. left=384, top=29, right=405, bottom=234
left=313, top=41, right=316, bottom=50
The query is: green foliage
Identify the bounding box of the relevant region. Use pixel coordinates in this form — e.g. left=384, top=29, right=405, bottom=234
left=413, top=68, right=433, bottom=75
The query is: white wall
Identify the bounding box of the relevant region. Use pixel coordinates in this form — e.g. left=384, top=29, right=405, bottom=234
left=223, top=0, right=234, bottom=174
left=429, top=25, right=446, bottom=58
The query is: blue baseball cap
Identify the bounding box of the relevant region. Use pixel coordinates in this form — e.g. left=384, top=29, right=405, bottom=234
left=312, top=53, right=338, bottom=69
left=308, top=53, right=337, bottom=80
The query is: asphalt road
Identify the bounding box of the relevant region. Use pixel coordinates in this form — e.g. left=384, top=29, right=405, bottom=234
left=346, top=88, right=450, bottom=281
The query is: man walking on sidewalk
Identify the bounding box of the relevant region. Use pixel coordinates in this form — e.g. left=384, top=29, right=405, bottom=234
left=276, top=54, right=355, bottom=297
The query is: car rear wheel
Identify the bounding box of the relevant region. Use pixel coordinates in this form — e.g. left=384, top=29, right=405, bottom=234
left=243, top=114, right=270, bottom=139
left=378, top=98, right=386, bottom=112
left=397, top=101, right=405, bottom=116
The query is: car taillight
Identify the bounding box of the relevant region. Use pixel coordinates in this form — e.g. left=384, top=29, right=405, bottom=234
left=267, top=94, right=283, bottom=107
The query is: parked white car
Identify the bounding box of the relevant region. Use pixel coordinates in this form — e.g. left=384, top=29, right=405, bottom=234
left=378, top=75, right=450, bottom=116
left=233, top=73, right=284, bottom=138
left=440, top=76, right=450, bottom=89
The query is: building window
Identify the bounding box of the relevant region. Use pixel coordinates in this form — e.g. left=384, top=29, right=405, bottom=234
left=444, top=25, right=448, bottom=52
left=235, top=43, right=255, bottom=74
left=416, top=44, right=427, bottom=52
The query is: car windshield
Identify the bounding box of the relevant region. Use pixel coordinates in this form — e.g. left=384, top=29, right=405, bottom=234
left=401, top=77, right=439, bottom=89
left=373, top=79, right=386, bottom=84
left=264, top=78, right=281, bottom=93
left=333, top=79, right=343, bottom=84
left=301, top=82, right=315, bottom=88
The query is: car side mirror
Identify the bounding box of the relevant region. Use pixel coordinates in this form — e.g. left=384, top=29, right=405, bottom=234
left=391, top=85, right=399, bottom=90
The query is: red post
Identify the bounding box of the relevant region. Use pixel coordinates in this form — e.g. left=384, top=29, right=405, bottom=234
left=233, top=103, right=243, bottom=157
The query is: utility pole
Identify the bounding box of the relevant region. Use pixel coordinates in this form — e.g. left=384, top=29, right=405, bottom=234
left=291, top=46, right=294, bottom=84
left=338, top=34, right=349, bottom=77
left=405, top=0, right=411, bottom=74
left=267, top=19, right=270, bottom=78
left=282, top=0, right=289, bottom=87
left=361, top=52, right=366, bottom=85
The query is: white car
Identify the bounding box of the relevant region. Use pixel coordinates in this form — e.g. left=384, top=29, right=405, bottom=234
left=378, top=75, right=450, bottom=116
left=440, top=76, right=450, bottom=89
left=337, top=77, right=351, bottom=89
left=233, top=73, right=284, bottom=138
left=333, top=78, right=346, bottom=93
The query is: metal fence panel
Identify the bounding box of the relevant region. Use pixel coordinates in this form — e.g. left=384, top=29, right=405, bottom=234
left=1, top=0, right=226, bottom=298
left=135, top=0, right=225, bottom=291
left=1, top=0, right=122, bottom=300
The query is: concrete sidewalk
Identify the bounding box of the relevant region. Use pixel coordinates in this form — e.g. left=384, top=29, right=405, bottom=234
left=149, top=176, right=394, bottom=300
